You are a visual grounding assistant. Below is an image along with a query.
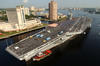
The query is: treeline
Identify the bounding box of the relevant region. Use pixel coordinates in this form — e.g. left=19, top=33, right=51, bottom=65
left=45, top=9, right=49, bottom=11
left=0, top=10, right=6, bottom=14
left=95, top=12, right=100, bottom=14
left=0, top=15, right=8, bottom=21
left=25, top=14, right=46, bottom=19
left=58, top=17, right=68, bottom=21
left=0, top=10, right=7, bottom=21
left=25, top=14, right=37, bottom=19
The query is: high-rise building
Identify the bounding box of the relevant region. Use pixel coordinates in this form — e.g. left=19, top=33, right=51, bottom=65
left=24, top=7, right=30, bottom=15
left=30, top=6, right=34, bottom=11
left=49, top=1, right=57, bottom=20
left=6, top=5, right=26, bottom=30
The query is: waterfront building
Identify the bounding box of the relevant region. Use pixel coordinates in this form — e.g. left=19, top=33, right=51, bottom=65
left=30, top=6, right=35, bottom=11
left=31, top=12, right=35, bottom=15
left=73, top=8, right=76, bottom=10
left=0, top=14, right=2, bottom=17
left=41, top=8, right=45, bottom=11
left=38, top=9, right=42, bottom=11
left=0, top=5, right=41, bottom=32
left=34, top=8, right=38, bottom=11
left=49, top=1, right=57, bottom=20
left=57, top=16, right=59, bottom=19
left=60, top=15, right=66, bottom=18
left=6, top=5, right=26, bottom=30
left=24, top=7, right=30, bottom=15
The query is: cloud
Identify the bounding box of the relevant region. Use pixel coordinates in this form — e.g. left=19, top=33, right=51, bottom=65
left=23, top=0, right=28, bottom=3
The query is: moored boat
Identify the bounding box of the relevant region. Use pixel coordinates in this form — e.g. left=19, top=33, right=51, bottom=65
left=33, top=50, right=51, bottom=61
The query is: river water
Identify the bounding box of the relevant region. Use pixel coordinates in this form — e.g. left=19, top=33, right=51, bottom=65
left=0, top=9, right=100, bottom=66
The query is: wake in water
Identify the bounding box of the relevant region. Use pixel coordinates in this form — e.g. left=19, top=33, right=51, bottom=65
left=99, top=32, right=100, bottom=35
left=96, top=37, right=100, bottom=39
left=98, top=24, right=100, bottom=26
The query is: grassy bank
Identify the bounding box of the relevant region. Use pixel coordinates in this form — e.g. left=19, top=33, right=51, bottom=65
left=95, top=12, right=100, bottom=14
left=40, top=18, right=49, bottom=21
left=0, top=23, right=47, bottom=39
left=58, top=17, right=68, bottom=22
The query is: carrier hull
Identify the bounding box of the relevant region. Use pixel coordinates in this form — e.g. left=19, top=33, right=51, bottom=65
left=6, top=16, right=92, bottom=61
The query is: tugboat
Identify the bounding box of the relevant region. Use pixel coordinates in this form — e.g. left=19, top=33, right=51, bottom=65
left=33, top=50, right=51, bottom=61
left=0, top=33, right=2, bottom=36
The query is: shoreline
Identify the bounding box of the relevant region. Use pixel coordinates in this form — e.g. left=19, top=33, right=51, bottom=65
left=0, top=26, right=45, bottom=40
left=0, top=18, right=67, bottom=40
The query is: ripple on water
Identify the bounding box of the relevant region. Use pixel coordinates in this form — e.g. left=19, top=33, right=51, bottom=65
left=98, top=24, right=100, bottom=26
left=96, top=37, right=100, bottom=39
left=99, top=32, right=100, bottom=35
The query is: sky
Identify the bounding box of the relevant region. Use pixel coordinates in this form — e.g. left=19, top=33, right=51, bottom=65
left=0, top=0, right=100, bottom=8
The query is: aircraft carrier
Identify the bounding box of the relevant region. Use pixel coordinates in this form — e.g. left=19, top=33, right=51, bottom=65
left=5, top=15, right=92, bottom=61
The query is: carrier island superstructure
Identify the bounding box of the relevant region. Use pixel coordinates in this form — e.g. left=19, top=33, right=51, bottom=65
left=6, top=16, right=92, bottom=61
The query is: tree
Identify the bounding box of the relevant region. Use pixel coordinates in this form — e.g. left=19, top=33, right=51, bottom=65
left=25, top=14, right=35, bottom=19
left=30, top=14, right=34, bottom=17
left=0, top=17, right=8, bottom=21
left=25, top=15, right=30, bottom=19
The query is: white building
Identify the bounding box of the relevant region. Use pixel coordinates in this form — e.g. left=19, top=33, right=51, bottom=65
left=24, top=7, right=30, bottom=15
left=0, top=22, right=17, bottom=32
left=26, top=19, right=41, bottom=29
left=30, top=6, right=34, bottom=11
left=41, top=8, right=45, bottom=11
left=0, top=5, right=41, bottom=32
left=6, top=5, right=26, bottom=30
